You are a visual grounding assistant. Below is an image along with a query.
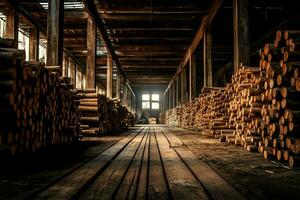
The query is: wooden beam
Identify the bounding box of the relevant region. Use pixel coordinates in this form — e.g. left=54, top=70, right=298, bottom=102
left=116, top=73, right=121, bottom=100
left=86, top=16, right=96, bottom=88
left=173, top=81, right=176, bottom=107
left=107, top=55, right=113, bottom=98
left=233, top=0, right=250, bottom=72
left=29, top=27, right=39, bottom=61
left=204, top=30, right=213, bottom=87
left=164, top=0, right=223, bottom=95
left=189, top=54, right=196, bottom=101
left=99, top=13, right=201, bottom=21
left=46, top=0, right=64, bottom=71
left=5, top=5, right=18, bottom=48
left=70, top=59, right=76, bottom=86
left=62, top=53, right=69, bottom=77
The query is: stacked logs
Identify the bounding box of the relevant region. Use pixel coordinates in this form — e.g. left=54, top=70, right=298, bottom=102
left=258, top=30, right=300, bottom=168
left=194, top=87, right=231, bottom=138
left=75, top=90, right=135, bottom=136
left=75, top=89, right=100, bottom=136
left=163, top=30, right=300, bottom=168
left=0, top=40, right=79, bottom=159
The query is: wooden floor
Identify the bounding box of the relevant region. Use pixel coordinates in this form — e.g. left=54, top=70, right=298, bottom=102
left=1, top=125, right=300, bottom=199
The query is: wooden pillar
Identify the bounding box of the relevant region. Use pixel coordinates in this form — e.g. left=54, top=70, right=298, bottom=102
left=203, top=30, right=212, bottom=87
left=116, top=73, right=121, bottom=100
left=169, top=88, right=172, bottom=109
left=76, top=65, right=82, bottom=89
left=29, top=27, right=39, bottom=61
left=107, top=55, right=113, bottom=98
left=233, top=0, right=250, bottom=72
left=86, top=16, right=96, bottom=88
left=62, top=53, right=69, bottom=77
left=181, top=68, right=188, bottom=104
left=172, top=81, right=176, bottom=108
left=46, top=0, right=63, bottom=70
left=70, top=59, right=76, bottom=86
left=176, top=77, right=179, bottom=106
left=189, top=54, right=196, bottom=101
left=5, top=6, right=19, bottom=48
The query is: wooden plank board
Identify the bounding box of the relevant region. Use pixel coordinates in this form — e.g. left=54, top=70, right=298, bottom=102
left=148, top=128, right=170, bottom=199
left=162, top=129, right=246, bottom=200
left=155, top=130, right=209, bottom=200
left=78, top=129, right=148, bottom=199
left=113, top=129, right=149, bottom=199
left=135, top=128, right=150, bottom=199
left=34, top=128, right=143, bottom=199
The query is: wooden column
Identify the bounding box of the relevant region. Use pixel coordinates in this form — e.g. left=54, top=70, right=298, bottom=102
left=29, top=27, right=39, bottom=61
left=176, top=77, right=179, bottom=106
left=107, top=55, right=113, bottom=98
left=62, top=53, right=69, bottom=77
left=203, top=30, right=212, bottom=87
left=5, top=6, right=19, bottom=48
left=180, top=71, right=184, bottom=104
left=76, top=65, right=82, bottom=89
left=189, top=54, right=196, bottom=101
left=169, top=88, right=172, bottom=109
left=70, top=59, right=76, bottom=86
left=46, top=0, right=63, bottom=70
left=116, top=73, right=121, bottom=100
left=172, top=81, right=176, bottom=108
left=233, top=0, right=250, bottom=72
left=86, top=16, right=96, bottom=88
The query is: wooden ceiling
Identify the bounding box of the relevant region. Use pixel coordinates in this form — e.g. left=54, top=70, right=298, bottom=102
left=0, top=0, right=299, bottom=87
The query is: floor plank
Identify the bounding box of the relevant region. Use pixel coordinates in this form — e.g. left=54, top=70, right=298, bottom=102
left=78, top=128, right=147, bottom=200
left=162, top=128, right=246, bottom=200
left=34, top=128, right=143, bottom=199
left=148, top=128, right=170, bottom=199
left=155, top=129, right=209, bottom=200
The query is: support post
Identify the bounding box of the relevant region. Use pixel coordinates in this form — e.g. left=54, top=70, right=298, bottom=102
left=86, top=16, right=96, bottom=88
left=116, top=72, right=121, bottom=100
left=176, top=77, right=179, bottom=106
left=172, top=81, right=176, bottom=108
left=203, top=30, right=212, bottom=87
left=5, top=6, right=19, bottom=48
left=46, top=0, right=63, bottom=71
left=189, top=54, right=196, bottom=100
left=233, top=0, right=250, bottom=72
left=29, top=27, right=39, bottom=61
left=70, top=59, right=76, bottom=86
left=107, top=55, right=113, bottom=98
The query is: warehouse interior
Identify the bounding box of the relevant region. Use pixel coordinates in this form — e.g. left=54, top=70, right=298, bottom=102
left=1, top=0, right=300, bottom=199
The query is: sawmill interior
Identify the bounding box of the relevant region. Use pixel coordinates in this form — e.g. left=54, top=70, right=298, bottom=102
left=1, top=0, right=300, bottom=199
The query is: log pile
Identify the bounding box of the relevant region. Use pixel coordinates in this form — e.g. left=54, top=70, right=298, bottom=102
left=75, top=90, right=135, bottom=136
left=163, top=30, right=300, bottom=168
left=0, top=39, right=79, bottom=159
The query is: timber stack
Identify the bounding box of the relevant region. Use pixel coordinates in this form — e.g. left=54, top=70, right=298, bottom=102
left=163, top=30, right=300, bottom=168
left=75, top=90, right=135, bottom=136
left=0, top=39, right=79, bottom=159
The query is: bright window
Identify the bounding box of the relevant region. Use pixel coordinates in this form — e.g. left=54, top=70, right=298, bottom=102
left=152, top=102, right=159, bottom=109
left=152, top=94, right=159, bottom=101
left=142, top=93, right=160, bottom=110
left=142, top=94, right=150, bottom=101
left=142, top=102, right=150, bottom=109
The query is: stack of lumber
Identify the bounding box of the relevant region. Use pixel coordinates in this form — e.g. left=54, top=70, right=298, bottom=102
left=159, top=112, right=165, bottom=124
left=163, top=30, right=300, bottom=168
left=0, top=39, right=79, bottom=159
left=75, top=91, right=135, bottom=136
left=75, top=89, right=100, bottom=136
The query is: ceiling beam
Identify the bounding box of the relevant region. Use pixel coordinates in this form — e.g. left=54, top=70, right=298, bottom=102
left=99, top=13, right=202, bottom=21
left=164, top=0, right=224, bottom=95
